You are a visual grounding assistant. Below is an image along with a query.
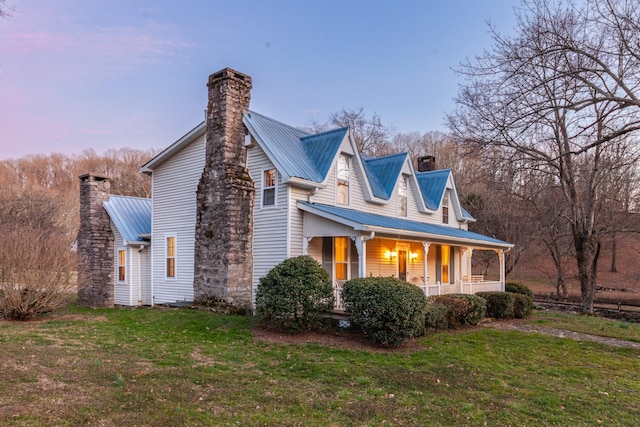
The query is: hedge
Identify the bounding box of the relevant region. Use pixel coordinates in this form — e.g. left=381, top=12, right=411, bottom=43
left=255, top=255, right=333, bottom=331
left=342, top=277, right=427, bottom=347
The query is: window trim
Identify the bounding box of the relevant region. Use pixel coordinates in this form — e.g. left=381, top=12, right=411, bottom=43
left=117, top=248, right=127, bottom=283
left=442, top=189, right=450, bottom=224
left=165, top=234, right=177, bottom=279
left=336, top=154, right=350, bottom=206
left=398, top=175, right=408, bottom=217
left=261, top=168, right=277, bottom=208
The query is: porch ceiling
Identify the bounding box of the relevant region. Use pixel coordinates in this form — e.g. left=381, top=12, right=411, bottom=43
left=297, top=201, right=513, bottom=250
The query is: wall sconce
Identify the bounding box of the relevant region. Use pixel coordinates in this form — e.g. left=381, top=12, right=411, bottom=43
left=409, top=251, right=419, bottom=261
left=384, top=250, right=398, bottom=260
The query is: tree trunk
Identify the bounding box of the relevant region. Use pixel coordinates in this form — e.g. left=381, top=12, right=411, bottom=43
left=575, top=234, right=601, bottom=314
left=610, top=231, right=618, bottom=273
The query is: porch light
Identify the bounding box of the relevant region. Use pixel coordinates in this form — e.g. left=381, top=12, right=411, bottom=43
left=384, top=250, right=398, bottom=260
left=409, top=251, right=419, bottom=260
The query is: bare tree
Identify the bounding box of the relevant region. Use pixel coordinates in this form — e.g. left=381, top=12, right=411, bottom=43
left=448, top=0, right=640, bottom=313
left=0, top=0, right=12, bottom=19
left=310, top=108, right=395, bottom=157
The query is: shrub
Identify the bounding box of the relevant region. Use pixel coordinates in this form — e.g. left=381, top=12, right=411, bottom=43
left=0, top=225, right=75, bottom=321
left=477, top=292, right=515, bottom=319
left=424, top=302, right=449, bottom=331
left=428, top=294, right=486, bottom=328
left=255, top=256, right=333, bottom=332
left=505, top=282, right=534, bottom=298
left=342, top=277, right=427, bottom=347
left=512, top=293, right=534, bottom=318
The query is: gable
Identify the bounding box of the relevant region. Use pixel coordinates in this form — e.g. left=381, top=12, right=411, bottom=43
left=103, top=195, right=152, bottom=244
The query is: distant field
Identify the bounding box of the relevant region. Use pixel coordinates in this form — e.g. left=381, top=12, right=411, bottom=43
left=1, top=305, right=639, bottom=426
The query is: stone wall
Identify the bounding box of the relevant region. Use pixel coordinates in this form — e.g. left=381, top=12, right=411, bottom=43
left=193, top=68, right=255, bottom=309
left=77, top=173, right=114, bottom=307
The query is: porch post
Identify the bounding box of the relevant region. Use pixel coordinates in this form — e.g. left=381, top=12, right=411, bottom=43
left=421, top=242, right=431, bottom=293
left=355, top=232, right=374, bottom=278
left=498, top=249, right=505, bottom=291
left=467, top=247, right=473, bottom=283
left=302, top=237, right=311, bottom=255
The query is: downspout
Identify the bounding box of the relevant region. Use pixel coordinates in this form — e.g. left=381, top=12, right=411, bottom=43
left=358, top=231, right=375, bottom=278
left=137, top=245, right=144, bottom=305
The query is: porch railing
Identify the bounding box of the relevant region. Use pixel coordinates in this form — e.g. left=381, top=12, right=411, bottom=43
left=331, top=278, right=503, bottom=311
left=333, top=280, right=347, bottom=311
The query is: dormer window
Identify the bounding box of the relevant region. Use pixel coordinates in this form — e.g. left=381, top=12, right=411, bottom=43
left=442, top=190, right=449, bottom=224
left=398, top=176, right=407, bottom=217
left=263, top=169, right=276, bottom=207
left=337, top=154, right=350, bottom=206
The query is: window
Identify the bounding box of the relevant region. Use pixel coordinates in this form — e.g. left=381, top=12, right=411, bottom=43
left=398, top=176, right=407, bottom=217
left=263, top=169, right=276, bottom=207
left=118, top=249, right=126, bottom=282
left=166, top=236, right=176, bottom=278
left=337, top=154, right=350, bottom=206
left=435, top=245, right=455, bottom=284
left=442, top=190, right=449, bottom=224
left=334, top=237, right=348, bottom=280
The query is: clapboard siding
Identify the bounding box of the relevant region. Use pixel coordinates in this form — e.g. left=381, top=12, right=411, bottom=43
left=112, top=223, right=131, bottom=305
left=151, top=134, right=205, bottom=304
left=140, top=247, right=152, bottom=305
left=248, top=143, right=288, bottom=302
left=288, top=186, right=308, bottom=257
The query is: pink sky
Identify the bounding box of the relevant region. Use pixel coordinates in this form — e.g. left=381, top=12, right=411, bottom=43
left=0, top=0, right=519, bottom=160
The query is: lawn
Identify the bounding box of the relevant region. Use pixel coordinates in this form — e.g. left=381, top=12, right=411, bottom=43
left=1, top=306, right=639, bottom=426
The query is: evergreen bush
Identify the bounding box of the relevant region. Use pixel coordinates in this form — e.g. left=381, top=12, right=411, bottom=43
left=424, top=302, right=449, bottom=331
left=342, top=277, right=427, bottom=347
left=477, top=291, right=515, bottom=319
left=255, top=256, right=333, bottom=332
left=428, top=294, right=486, bottom=328
left=505, top=282, right=534, bottom=298
left=512, top=293, right=534, bottom=318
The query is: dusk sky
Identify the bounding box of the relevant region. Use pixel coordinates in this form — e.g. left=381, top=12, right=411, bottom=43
left=0, top=0, right=520, bottom=160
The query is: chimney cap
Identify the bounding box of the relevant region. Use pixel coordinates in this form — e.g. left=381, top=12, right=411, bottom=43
left=208, top=67, right=252, bottom=88
left=79, top=173, right=111, bottom=182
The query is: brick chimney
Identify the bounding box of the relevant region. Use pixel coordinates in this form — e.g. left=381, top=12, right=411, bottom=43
left=417, top=155, right=436, bottom=172
left=193, top=68, right=255, bottom=309
left=77, top=173, right=114, bottom=307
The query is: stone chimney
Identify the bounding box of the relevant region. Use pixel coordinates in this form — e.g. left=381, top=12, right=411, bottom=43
left=417, top=155, right=436, bottom=172
left=193, top=68, right=255, bottom=309
left=77, top=173, right=114, bottom=307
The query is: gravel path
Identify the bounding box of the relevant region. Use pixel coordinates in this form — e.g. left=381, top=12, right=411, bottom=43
left=489, top=322, right=640, bottom=350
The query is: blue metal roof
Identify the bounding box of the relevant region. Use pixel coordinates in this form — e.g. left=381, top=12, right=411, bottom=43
left=103, top=195, right=151, bottom=244
left=362, top=153, right=407, bottom=200
left=243, top=111, right=323, bottom=181
left=298, top=201, right=510, bottom=247
left=416, top=169, right=450, bottom=210
left=301, top=127, right=349, bottom=180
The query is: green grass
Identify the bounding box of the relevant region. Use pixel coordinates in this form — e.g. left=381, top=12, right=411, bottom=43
left=526, top=311, right=640, bottom=342
left=0, top=306, right=639, bottom=426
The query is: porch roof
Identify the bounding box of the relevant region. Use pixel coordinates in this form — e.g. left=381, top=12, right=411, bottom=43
left=103, top=195, right=151, bottom=245
left=297, top=201, right=512, bottom=250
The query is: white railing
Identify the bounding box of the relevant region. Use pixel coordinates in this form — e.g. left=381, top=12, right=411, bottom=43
left=333, top=280, right=347, bottom=311
left=333, top=278, right=503, bottom=311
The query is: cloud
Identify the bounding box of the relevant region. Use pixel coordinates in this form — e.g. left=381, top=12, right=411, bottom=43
left=1, top=22, right=195, bottom=75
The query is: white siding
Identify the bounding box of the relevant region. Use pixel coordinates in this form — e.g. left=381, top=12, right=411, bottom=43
left=288, top=186, right=308, bottom=256
left=150, top=135, right=205, bottom=304
left=140, top=247, right=152, bottom=305
left=248, top=143, right=289, bottom=302
left=112, top=223, right=131, bottom=305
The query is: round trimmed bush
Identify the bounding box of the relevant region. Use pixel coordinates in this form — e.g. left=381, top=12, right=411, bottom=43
left=255, top=256, right=333, bottom=331
left=428, top=294, right=486, bottom=328
left=512, top=293, right=534, bottom=318
left=505, top=282, right=533, bottom=298
left=424, top=302, right=449, bottom=331
left=477, top=291, right=515, bottom=319
left=342, top=277, right=427, bottom=347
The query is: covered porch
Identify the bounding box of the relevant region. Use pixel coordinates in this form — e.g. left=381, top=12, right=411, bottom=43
left=298, top=202, right=512, bottom=311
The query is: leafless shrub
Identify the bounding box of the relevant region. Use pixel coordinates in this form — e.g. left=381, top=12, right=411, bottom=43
left=0, top=226, right=75, bottom=321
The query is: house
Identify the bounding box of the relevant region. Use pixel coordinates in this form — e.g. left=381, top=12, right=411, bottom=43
left=76, top=68, right=512, bottom=310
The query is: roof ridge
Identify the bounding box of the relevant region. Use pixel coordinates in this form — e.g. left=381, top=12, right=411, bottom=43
left=246, top=110, right=311, bottom=137
left=300, top=126, right=349, bottom=140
